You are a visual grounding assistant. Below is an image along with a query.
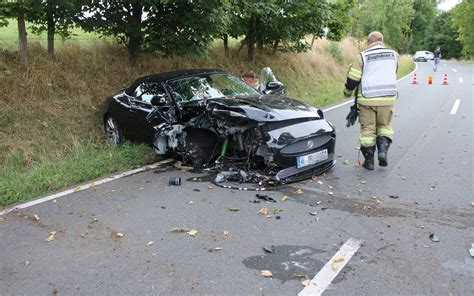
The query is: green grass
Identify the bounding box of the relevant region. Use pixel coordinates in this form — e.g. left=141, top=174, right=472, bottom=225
left=397, top=55, right=416, bottom=79
left=0, top=142, right=156, bottom=207
left=0, top=19, right=105, bottom=49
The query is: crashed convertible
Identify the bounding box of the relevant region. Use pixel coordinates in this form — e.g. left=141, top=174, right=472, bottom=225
left=103, top=68, right=335, bottom=183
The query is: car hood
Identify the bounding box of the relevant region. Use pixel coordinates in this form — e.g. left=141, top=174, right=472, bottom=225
left=207, top=95, right=322, bottom=122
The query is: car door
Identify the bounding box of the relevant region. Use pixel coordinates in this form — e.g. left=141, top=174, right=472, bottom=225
left=130, top=81, right=171, bottom=143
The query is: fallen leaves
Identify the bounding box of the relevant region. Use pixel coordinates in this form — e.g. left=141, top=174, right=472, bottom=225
left=280, top=195, right=289, bottom=202
left=73, top=186, right=82, bottom=193
left=228, top=208, right=240, bottom=212
left=331, top=255, right=345, bottom=272
left=46, top=231, right=56, bottom=242
left=113, top=232, right=125, bottom=238
left=371, top=196, right=381, bottom=204
left=354, top=160, right=361, bottom=167
left=260, top=270, right=273, bottom=277
left=33, top=214, right=40, bottom=221
left=258, top=208, right=268, bottom=215
left=169, top=227, right=192, bottom=233
left=207, top=184, right=214, bottom=189
left=342, top=160, right=349, bottom=165
left=187, top=229, right=198, bottom=237
left=208, top=247, right=223, bottom=252
left=223, top=230, right=230, bottom=236
left=272, top=208, right=284, bottom=214
left=146, top=241, right=155, bottom=246
left=295, top=188, right=304, bottom=195
left=302, top=279, right=312, bottom=287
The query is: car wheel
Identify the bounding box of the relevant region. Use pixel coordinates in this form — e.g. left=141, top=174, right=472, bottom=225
left=104, top=115, right=122, bottom=145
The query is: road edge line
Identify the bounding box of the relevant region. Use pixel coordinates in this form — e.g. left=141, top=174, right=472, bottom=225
left=298, top=237, right=363, bottom=296
left=322, top=62, right=418, bottom=113
left=0, top=158, right=174, bottom=216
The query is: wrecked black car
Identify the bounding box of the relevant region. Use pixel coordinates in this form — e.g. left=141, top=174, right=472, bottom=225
left=103, top=68, right=335, bottom=183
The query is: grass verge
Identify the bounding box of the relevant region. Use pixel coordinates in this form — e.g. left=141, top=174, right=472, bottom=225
left=0, top=142, right=156, bottom=207
left=397, top=55, right=415, bottom=79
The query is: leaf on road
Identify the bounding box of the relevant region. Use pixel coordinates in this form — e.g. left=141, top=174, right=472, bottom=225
left=334, top=255, right=344, bottom=262
left=258, top=208, right=268, bottom=215
left=147, top=241, right=155, bottom=246
left=371, top=196, right=381, bottom=204
left=354, top=160, right=361, bottom=167
left=33, top=214, right=40, bottom=221
left=223, top=230, right=230, bottom=236
left=207, top=184, right=214, bottom=189
left=302, top=279, right=312, bottom=287
left=342, top=160, right=349, bottom=165
left=294, top=273, right=306, bottom=279
left=272, top=208, right=283, bottom=214
left=0, top=217, right=5, bottom=223
left=295, top=188, right=304, bottom=195
left=169, top=227, right=192, bottom=233
left=46, top=231, right=56, bottom=242
left=280, top=195, right=289, bottom=202
left=208, top=247, right=223, bottom=252
left=261, top=270, right=273, bottom=277
left=73, top=186, right=82, bottom=193
left=228, top=208, right=240, bottom=212
left=25, top=260, right=31, bottom=266
left=331, top=261, right=339, bottom=272
left=187, top=229, right=198, bottom=237
left=113, top=232, right=125, bottom=238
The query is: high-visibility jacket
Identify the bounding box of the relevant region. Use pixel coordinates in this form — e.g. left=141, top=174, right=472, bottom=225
left=344, top=41, right=399, bottom=106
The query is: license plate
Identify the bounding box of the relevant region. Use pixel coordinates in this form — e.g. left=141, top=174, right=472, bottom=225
left=296, top=149, right=328, bottom=168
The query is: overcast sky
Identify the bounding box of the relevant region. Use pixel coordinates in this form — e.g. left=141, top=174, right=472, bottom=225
left=437, top=0, right=461, bottom=11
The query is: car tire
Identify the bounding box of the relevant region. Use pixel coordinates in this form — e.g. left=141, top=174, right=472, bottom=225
left=104, top=115, right=123, bottom=145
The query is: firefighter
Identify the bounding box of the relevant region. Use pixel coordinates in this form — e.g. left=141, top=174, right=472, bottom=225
left=344, top=31, right=398, bottom=170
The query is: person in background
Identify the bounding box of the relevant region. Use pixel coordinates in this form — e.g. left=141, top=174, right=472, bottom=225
left=241, top=71, right=259, bottom=89
left=343, top=31, right=399, bottom=170
left=433, top=47, right=441, bottom=72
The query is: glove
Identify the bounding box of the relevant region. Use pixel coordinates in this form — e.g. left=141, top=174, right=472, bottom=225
left=346, top=104, right=358, bottom=127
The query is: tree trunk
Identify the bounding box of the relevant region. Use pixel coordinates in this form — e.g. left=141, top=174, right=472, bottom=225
left=127, top=2, right=143, bottom=65
left=236, top=37, right=246, bottom=56
left=17, top=12, right=27, bottom=64
left=47, top=4, right=55, bottom=56
left=272, top=39, right=279, bottom=55
left=223, top=34, right=229, bottom=57
left=247, top=14, right=256, bottom=63
left=311, top=34, right=316, bottom=47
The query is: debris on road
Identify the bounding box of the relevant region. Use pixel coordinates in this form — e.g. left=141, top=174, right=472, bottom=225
left=169, top=177, right=182, bottom=186
left=187, top=229, right=198, bottom=237
left=469, top=244, right=474, bottom=257
left=113, top=231, right=125, bottom=238
left=261, top=270, right=273, bottom=277
left=223, top=230, right=230, bottom=236
left=276, top=215, right=281, bottom=219
left=309, top=211, right=317, bottom=216
left=0, top=217, right=4, bottom=223
left=331, top=255, right=345, bottom=271
left=302, top=279, right=312, bottom=287
left=280, top=195, right=289, bottom=202
left=471, top=201, right=474, bottom=207
left=33, top=214, right=40, bottom=221
left=169, top=227, right=192, bottom=233
left=372, top=196, right=381, bottom=204
left=294, top=273, right=306, bottom=279
left=354, top=160, right=361, bottom=167
left=228, top=207, right=240, bottom=212
left=342, top=160, right=349, bottom=165
left=256, top=194, right=276, bottom=203
left=295, top=188, right=304, bottom=195
left=328, top=191, right=334, bottom=195
left=361, top=180, right=367, bottom=184
left=25, top=260, right=31, bottom=267
left=258, top=208, right=268, bottom=215
left=263, top=245, right=275, bottom=253
left=45, top=231, right=56, bottom=242
left=208, top=247, right=223, bottom=252
left=207, top=184, right=214, bottom=189
left=147, top=241, right=155, bottom=246
left=74, top=186, right=82, bottom=192
left=272, top=208, right=283, bottom=214
left=389, top=195, right=399, bottom=199
left=429, top=234, right=440, bottom=242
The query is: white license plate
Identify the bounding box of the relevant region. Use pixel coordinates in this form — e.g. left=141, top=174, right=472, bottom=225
left=296, top=149, right=328, bottom=168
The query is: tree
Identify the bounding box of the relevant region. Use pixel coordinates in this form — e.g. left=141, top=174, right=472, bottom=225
left=79, top=0, right=152, bottom=65
left=452, top=0, right=474, bottom=58
left=0, top=0, right=9, bottom=28
left=407, top=0, right=437, bottom=53
left=424, top=11, right=462, bottom=59
left=5, top=0, right=34, bottom=64
left=28, top=0, right=78, bottom=56
left=327, top=0, right=355, bottom=41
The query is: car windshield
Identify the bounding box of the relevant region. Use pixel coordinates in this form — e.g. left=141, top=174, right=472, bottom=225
left=167, top=73, right=260, bottom=103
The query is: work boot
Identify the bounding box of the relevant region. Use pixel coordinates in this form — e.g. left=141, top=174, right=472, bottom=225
left=376, top=136, right=392, bottom=166
left=360, top=146, right=375, bottom=170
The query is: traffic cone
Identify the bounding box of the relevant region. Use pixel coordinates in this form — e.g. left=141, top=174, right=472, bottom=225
left=412, top=73, right=418, bottom=84
left=428, top=75, right=433, bottom=85
left=442, top=74, right=449, bottom=85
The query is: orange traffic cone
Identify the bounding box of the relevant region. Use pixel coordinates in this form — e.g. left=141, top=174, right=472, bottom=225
left=428, top=75, right=433, bottom=85
left=442, top=74, right=449, bottom=85
left=412, top=73, right=418, bottom=84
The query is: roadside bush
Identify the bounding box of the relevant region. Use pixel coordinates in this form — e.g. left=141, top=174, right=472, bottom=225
left=326, top=41, right=344, bottom=63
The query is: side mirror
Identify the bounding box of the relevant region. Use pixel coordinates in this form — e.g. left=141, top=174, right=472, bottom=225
left=150, top=95, right=167, bottom=106
left=266, top=81, right=284, bottom=91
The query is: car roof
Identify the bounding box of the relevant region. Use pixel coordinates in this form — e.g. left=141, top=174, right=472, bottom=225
left=126, top=68, right=227, bottom=95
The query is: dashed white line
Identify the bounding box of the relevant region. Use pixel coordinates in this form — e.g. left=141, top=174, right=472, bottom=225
left=452, top=68, right=457, bottom=72
left=450, top=99, right=461, bottom=115
left=459, top=77, right=463, bottom=83
left=298, top=238, right=363, bottom=296
left=0, top=159, right=175, bottom=216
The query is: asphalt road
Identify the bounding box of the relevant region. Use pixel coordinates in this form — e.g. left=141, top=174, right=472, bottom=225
left=1, top=60, right=472, bottom=295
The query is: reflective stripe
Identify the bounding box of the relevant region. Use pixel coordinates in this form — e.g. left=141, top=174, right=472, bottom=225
left=359, top=136, right=375, bottom=145
left=350, top=68, right=362, bottom=74
left=377, top=128, right=394, bottom=137
left=349, top=72, right=361, bottom=79
left=362, top=89, right=398, bottom=97
left=357, top=96, right=397, bottom=102
left=348, top=67, right=362, bottom=79
left=362, top=84, right=396, bottom=91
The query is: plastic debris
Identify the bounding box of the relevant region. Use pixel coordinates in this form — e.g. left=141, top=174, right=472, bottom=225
left=302, top=279, right=312, bottom=286
left=46, top=231, right=56, bottom=242
left=261, top=270, right=273, bottom=277
left=263, top=245, right=275, bottom=253
left=187, top=229, right=198, bottom=237
left=169, top=177, right=182, bottom=186
left=429, top=234, right=440, bottom=242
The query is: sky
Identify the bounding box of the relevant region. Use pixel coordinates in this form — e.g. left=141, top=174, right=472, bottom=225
left=437, top=0, right=461, bottom=11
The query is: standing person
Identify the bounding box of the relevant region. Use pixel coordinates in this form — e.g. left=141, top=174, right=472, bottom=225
left=343, top=31, right=399, bottom=170
left=433, top=47, right=441, bottom=72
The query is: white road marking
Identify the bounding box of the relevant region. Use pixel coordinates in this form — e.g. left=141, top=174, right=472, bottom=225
left=459, top=77, right=463, bottom=83
left=299, top=238, right=363, bottom=296
left=450, top=99, right=461, bottom=115
left=452, top=68, right=457, bottom=72
left=0, top=159, right=174, bottom=216
left=322, top=62, right=418, bottom=113
left=0, top=63, right=420, bottom=215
